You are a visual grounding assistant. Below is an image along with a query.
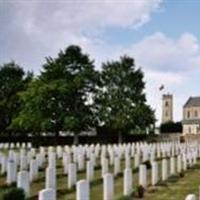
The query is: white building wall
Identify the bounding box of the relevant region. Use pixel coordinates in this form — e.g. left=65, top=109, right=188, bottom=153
left=183, top=124, right=200, bottom=135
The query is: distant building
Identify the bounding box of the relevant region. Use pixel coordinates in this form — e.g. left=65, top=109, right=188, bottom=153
left=183, top=96, right=200, bottom=135
left=162, top=94, right=173, bottom=123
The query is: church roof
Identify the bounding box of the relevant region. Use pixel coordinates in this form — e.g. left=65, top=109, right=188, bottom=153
left=184, top=96, right=200, bottom=108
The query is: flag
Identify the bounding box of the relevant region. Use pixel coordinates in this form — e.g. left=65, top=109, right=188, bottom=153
left=159, top=84, right=164, bottom=91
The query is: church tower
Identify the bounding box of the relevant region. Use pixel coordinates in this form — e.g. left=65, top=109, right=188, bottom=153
left=162, top=94, right=173, bottom=123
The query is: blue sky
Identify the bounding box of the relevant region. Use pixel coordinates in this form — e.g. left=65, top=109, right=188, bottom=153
left=1, top=0, right=200, bottom=123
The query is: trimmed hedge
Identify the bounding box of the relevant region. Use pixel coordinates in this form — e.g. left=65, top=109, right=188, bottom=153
left=160, top=121, right=182, bottom=133
left=0, top=134, right=153, bottom=147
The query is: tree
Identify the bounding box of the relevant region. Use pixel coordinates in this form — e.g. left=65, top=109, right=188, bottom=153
left=12, top=45, right=97, bottom=144
left=0, top=62, right=32, bottom=135
left=94, top=56, right=155, bottom=143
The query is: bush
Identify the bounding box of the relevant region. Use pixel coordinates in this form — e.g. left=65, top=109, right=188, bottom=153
left=143, top=160, right=151, bottom=169
left=160, top=121, right=182, bottom=133
left=137, top=185, right=145, bottom=198
left=179, top=172, right=184, bottom=178
left=3, top=188, right=25, bottom=200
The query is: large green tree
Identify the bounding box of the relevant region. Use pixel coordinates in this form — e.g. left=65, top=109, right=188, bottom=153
left=12, top=45, right=97, bottom=144
left=94, top=56, right=155, bottom=143
left=0, top=62, right=32, bottom=135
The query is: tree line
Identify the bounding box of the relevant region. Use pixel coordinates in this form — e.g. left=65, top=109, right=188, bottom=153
left=0, top=45, right=155, bottom=143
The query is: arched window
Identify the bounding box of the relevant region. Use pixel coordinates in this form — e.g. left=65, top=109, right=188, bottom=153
left=165, top=101, right=168, bottom=107
left=195, top=110, right=198, bottom=118
left=187, top=111, right=190, bottom=118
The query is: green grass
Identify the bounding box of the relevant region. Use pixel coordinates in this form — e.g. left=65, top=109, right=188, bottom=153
left=0, top=153, right=200, bottom=200
left=141, top=166, right=200, bottom=200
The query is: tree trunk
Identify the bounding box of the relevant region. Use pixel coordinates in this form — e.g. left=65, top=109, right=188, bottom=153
left=55, top=130, right=59, bottom=137
left=55, top=130, right=59, bottom=146
left=73, top=134, right=79, bottom=145
left=118, top=132, right=122, bottom=144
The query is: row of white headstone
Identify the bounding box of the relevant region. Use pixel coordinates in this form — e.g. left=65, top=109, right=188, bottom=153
left=185, top=194, right=197, bottom=200
left=0, top=141, right=200, bottom=199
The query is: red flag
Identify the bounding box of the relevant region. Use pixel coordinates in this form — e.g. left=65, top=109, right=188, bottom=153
left=159, top=84, right=164, bottom=91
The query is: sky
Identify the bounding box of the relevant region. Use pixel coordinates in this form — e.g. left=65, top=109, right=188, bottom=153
left=1, top=0, right=200, bottom=124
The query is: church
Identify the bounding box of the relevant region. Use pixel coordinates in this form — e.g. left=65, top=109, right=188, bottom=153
left=161, top=94, right=200, bottom=135
left=182, top=97, right=200, bottom=135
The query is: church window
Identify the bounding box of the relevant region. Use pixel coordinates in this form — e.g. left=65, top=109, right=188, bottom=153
left=187, top=111, right=190, bottom=118
left=195, top=110, right=198, bottom=118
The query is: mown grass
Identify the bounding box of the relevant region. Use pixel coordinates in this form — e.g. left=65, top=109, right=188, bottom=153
left=0, top=152, right=200, bottom=200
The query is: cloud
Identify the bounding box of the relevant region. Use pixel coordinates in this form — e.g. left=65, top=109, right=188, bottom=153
left=126, top=32, right=200, bottom=73
left=145, top=70, right=185, bottom=85
left=0, top=0, right=163, bottom=71
left=118, top=32, right=200, bottom=123
left=2, top=0, right=200, bottom=123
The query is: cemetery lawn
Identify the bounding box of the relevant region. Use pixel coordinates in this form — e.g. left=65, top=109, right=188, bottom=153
left=0, top=157, right=200, bottom=200
left=140, top=165, right=200, bottom=200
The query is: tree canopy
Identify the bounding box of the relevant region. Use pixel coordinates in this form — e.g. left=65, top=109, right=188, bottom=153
left=94, top=56, right=155, bottom=142
left=11, top=45, right=97, bottom=143
left=0, top=62, right=32, bottom=135
left=1, top=45, right=155, bottom=143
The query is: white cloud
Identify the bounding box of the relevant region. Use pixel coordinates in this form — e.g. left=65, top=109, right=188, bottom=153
left=1, top=0, right=163, bottom=71
left=126, top=32, right=200, bottom=73
left=2, top=0, right=200, bottom=124
left=145, top=70, right=185, bottom=85
left=12, top=0, right=163, bottom=32
left=117, top=32, right=200, bottom=123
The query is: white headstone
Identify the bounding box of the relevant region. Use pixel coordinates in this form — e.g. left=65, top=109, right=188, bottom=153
left=78, top=153, right=85, bottom=171
left=17, top=171, right=30, bottom=197
left=86, top=161, right=94, bottom=182
left=139, top=164, right=147, bottom=188
left=30, top=159, right=38, bottom=182
left=45, top=167, right=56, bottom=189
left=185, top=194, right=196, bottom=200
left=162, top=159, right=168, bottom=181
left=134, top=153, right=140, bottom=168
left=68, top=163, right=77, bottom=189
left=63, top=153, right=70, bottom=175
left=39, top=188, right=56, bottom=200
left=76, top=180, right=89, bottom=200
left=123, top=168, right=132, bottom=196
left=20, top=155, right=28, bottom=171
left=6, top=160, right=17, bottom=185
left=102, top=158, right=109, bottom=177
left=48, top=152, right=56, bottom=169
left=177, top=155, right=182, bottom=173
left=103, top=173, right=114, bottom=200
left=114, top=157, right=121, bottom=175
left=152, top=161, right=158, bottom=186
left=1, top=156, right=7, bottom=175
left=170, top=156, right=176, bottom=175
left=125, top=155, right=131, bottom=169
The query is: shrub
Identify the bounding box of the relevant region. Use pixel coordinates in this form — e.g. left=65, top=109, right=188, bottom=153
left=3, top=188, right=25, bottom=200
left=143, top=160, right=151, bottom=169
left=160, top=121, right=182, bottom=133
left=137, top=185, right=145, bottom=198
left=179, top=172, right=184, bottom=178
